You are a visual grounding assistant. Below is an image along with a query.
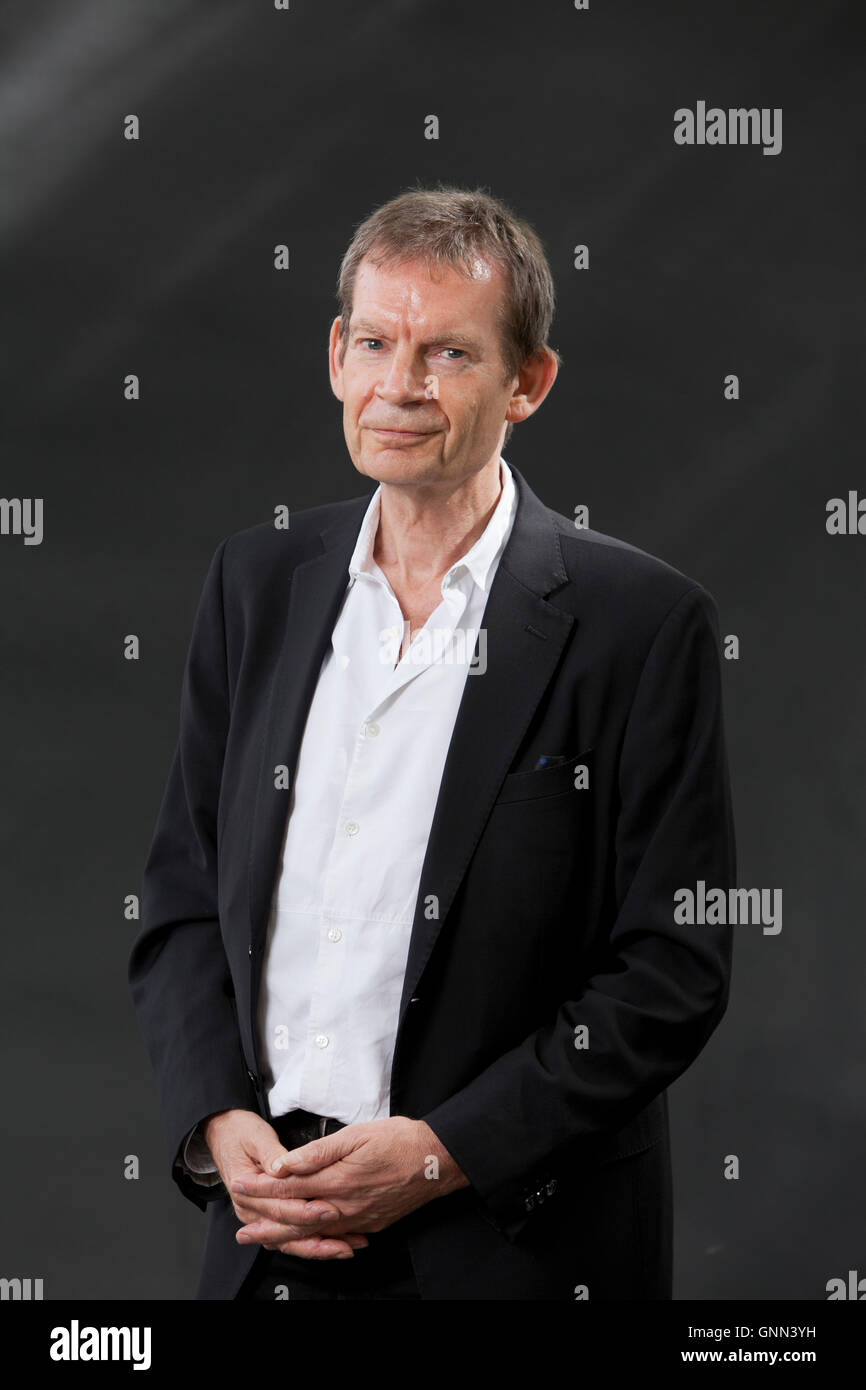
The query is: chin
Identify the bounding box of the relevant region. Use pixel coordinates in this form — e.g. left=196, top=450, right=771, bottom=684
left=360, top=442, right=443, bottom=477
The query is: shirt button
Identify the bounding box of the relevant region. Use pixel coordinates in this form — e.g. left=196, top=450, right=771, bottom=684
left=365, top=721, right=380, bottom=738
left=327, top=926, right=342, bottom=942
left=345, top=820, right=359, bottom=836
left=315, top=1034, right=330, bottom=1049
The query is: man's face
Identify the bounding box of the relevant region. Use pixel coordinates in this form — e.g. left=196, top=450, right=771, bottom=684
left=329, top=255, right=519, bottom=488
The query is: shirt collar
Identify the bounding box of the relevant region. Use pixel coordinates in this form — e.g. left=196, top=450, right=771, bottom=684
left=348, top=456, right=517, bottom=596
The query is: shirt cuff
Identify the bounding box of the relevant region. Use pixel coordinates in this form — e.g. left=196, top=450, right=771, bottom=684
left=178, top=1124, right=222, bottom=1186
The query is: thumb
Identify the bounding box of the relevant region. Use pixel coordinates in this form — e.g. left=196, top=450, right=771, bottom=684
left=271, top=1127, right=357, bottom=1176
left=245, top=1122, right=295, bottom=1178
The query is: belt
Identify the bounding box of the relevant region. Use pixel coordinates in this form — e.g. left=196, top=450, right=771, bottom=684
left=273, top=1108, right=347, bottom=1149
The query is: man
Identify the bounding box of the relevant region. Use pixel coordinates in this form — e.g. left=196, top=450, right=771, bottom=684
left=128, top=186, right=736, bottom=1301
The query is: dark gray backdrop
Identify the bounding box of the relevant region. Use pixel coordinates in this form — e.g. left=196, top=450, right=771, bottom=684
left=2, top=0, right=863, bottom=1299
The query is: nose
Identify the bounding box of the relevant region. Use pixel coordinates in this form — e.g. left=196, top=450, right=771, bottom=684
left=374, top=344, right=429, bottom=405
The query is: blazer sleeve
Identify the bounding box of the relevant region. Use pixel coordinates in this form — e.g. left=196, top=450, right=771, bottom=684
left=421, top=583, right=736, bottom=1239
left=128, top=539, right=258, bottom=1212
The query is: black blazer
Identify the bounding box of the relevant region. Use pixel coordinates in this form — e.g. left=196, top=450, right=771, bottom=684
left=128, top=464, right=736, bottom=1300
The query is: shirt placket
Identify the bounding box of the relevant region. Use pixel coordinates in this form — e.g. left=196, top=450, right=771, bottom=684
left=298, top=561, right=471, bottom=1115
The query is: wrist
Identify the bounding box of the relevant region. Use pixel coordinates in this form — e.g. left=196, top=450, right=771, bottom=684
left=416, top=1120, right=470, bottom=1196
left=201, top=1108, right=241, bottom=1147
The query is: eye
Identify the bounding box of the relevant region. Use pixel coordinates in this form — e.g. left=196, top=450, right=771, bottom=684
left=440, top=348, right=466, bottom=360
left=359, top=338, right=383, bottom=350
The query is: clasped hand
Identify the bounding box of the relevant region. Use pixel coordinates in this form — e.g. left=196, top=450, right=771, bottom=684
left=202, top=1110, right=467, bottom=1260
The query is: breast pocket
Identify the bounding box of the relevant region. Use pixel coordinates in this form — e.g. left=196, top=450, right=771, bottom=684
left=493, top=747, right=595, bottom=805
left=482, top=747, right=597, bottom=972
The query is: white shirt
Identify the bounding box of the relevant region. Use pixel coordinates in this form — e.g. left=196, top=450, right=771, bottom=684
left=183, top=456, right=517, bottom=1179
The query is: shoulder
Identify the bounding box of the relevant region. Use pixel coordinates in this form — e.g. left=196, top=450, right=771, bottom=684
left=545, top=505, right=719, bottom=633
left=215, top=492, right=370, bottom=592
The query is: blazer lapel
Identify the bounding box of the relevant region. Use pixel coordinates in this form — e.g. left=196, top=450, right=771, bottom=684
left=395, top=466, right=575, bottom=1025
left=247, top=498, right=370, bottom=961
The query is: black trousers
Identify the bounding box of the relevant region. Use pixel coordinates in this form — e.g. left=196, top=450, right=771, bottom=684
left=237, top=1241, right=420, bottom=1301
left=236, top=1110, right=421, bottom=1302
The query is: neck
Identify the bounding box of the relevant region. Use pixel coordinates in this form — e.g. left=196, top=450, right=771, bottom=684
left=372, top=457, right=503, bottom=590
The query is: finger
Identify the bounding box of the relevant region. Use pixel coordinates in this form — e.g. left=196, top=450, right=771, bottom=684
left=232, top=1188, right=342, bottom=1221
left=234, top=1198, right=346, bottom=1230
left=236, top=1221, right=316, bottom=1249
left=276, top=1235, right=369, bottom=1260
left=236, top=1224, right=361, bottom=1257
left=283, top=1232, right=369, bottom=1251
left=235, top=1169, right=348, bottom=1201
left=270, top=1130, right=361, bottom=1177
left=232, top=1173, right=345, bottom=1202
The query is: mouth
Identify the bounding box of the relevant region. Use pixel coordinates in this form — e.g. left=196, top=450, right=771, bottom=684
left=369, top=428, right=434, bottom=442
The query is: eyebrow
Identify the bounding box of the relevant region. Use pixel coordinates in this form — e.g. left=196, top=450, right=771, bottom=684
left=351, top=320, right=482, bottom=351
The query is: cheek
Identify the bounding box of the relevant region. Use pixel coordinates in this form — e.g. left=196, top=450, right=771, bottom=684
left=461, top=391, right=502, bottom=434
left=343, top=377, right=373, bottom=417
left=442, top=381, right=484, bottom=421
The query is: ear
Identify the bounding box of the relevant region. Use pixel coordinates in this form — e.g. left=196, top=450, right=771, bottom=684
left=328, top=317, right=346, bottom=401
left=504, top=346, right=559, bottom=427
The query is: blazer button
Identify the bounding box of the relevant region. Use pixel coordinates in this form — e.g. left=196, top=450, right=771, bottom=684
left=247, top=1069, right=257, bottom=1086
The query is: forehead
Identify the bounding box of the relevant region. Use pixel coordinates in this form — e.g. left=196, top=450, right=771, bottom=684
left=350, top=254, right=506, bottom=333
